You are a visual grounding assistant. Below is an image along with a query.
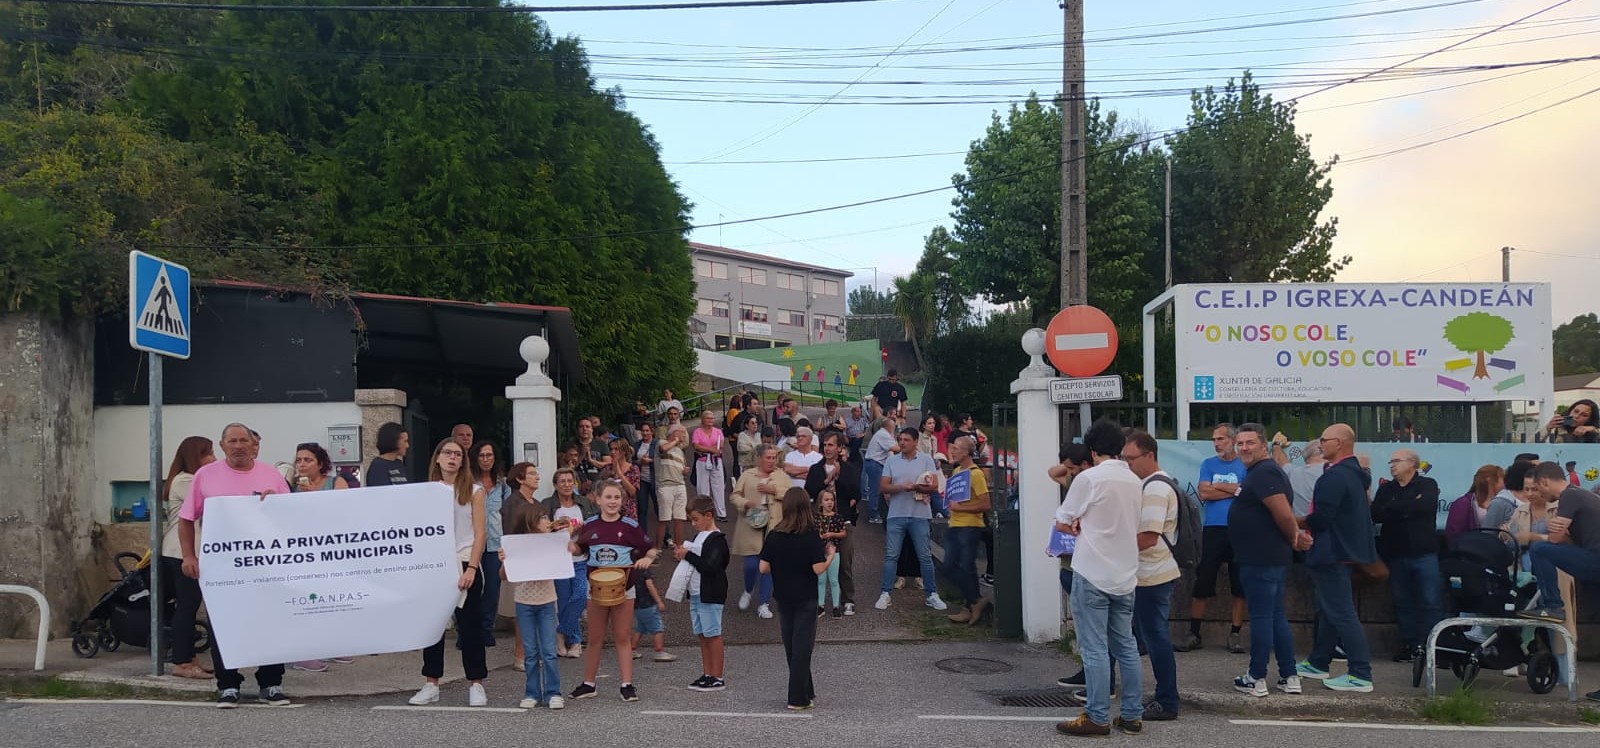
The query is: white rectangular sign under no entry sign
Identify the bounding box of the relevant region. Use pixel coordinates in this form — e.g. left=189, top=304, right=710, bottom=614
left=197, top=483, right=462, bottom=668
left=1049, top=375, right=1124, bottom=404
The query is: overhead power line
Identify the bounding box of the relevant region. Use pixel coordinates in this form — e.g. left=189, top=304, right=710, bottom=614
left=16, top=0, right=890, bottom=11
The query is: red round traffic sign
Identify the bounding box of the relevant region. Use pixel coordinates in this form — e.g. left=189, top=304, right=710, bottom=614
left=1045, top=305, right=1119, bottom=378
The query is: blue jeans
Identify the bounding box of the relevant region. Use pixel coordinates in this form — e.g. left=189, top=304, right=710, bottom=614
left=1529, top=542, right=1600, bottom=613
left=554, top=560, right=588, bottom=645
left=1133, top=580, right=1178, bottom=713
left=881, top=517, right=936, bottom=595
left=743, top=555, right=773, bottom=604
left=861, top=460, right=885, bottom=521
left=1305, top=563, right=1372, bottom=681
left=1387, top=554, right=1444, bottom=649
left=1238, top=564, right=1296, bottom=681
left=1070, top=573, right=1143, bottom=725
left=480, top=550, right=503, bottom=645
left=943, top=526, right=983, bottom=606
left=515, top=602, right=561, bottom=701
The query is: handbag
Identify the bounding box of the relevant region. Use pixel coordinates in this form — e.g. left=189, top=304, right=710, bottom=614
left=745, top=503, right=770, bottom=530
left=1352, top=558, right=1389, bottom=584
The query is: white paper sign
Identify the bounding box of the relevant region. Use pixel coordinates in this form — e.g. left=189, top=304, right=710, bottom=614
left=197, top=482, right=461, bottom=668
left=501, top=533, right=578, bottom=583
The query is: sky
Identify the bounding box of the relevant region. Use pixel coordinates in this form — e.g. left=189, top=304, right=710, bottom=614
left=538, top=0, right=1600, bottom=324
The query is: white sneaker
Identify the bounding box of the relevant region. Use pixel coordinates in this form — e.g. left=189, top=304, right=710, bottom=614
left=1276, top=675, right=1303, bottom=694
left=757, top=604, right=773, bottom=619
left=653, top=651, right=678, bottom=662
left=843, top=603, right=856, bottom=616
left=468, top=682, right=488, bottom=707
left=738, top=591, right=752, bottom=610
left=519, top=698, right=538, bottom=709
left=1233, top=675, right=1268, bottom=698
left=875, top=592, right=891, bottom=610
left=925, top=593, right=948, bottom=611
left=408, top=683, right=440, bottom=705
left=547, top=695, right=565, bottom=710
left=566, top=643, right=582, bottom=659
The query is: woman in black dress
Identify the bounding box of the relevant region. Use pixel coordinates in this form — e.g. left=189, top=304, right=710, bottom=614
left=759, top=487, right=834, bottom=711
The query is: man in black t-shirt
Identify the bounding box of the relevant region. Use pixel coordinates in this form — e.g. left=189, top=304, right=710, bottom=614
left=869, top=369, right=908, bottom=419
left=1227, top=423, right=1311, bottom=698
left=365, top=422, right=410, bottom=487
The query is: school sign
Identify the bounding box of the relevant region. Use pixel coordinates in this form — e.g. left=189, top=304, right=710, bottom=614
left=1174, top=283, right=1552, bottom=404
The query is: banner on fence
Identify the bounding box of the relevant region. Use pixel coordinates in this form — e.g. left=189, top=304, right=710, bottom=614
left=197, top=482, right=461, bottom=668
left=1174, top=283, right=1552, bottom=404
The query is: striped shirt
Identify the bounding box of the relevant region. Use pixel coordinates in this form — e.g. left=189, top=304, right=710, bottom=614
left=1137, top=470, right=1181, bottom=587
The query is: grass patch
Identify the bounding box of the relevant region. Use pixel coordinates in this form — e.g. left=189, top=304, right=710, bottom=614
left=917, top=612, right=992, bottom=641
left=0, top=674, right=205, bottom=701
left=1055, top=629, right=1078, bottom=657
left=1418, top=686, right=1496, bottom=726
left=1580, top=707, right=1600, bottom=725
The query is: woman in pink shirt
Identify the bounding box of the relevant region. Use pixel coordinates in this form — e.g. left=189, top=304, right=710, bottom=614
left=693, top=410, right=728, bottom=520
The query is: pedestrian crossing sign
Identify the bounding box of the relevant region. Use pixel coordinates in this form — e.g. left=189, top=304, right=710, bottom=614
left=128, top=250, right=192, bottom=359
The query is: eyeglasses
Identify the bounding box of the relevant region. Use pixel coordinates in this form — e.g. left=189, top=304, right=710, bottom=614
left=1388, top=458, right=1414, bottom=465
left=440, top=449, right=464, bottom=457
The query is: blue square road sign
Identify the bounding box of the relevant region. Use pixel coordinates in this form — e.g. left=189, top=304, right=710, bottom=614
left=128, top=251, right=192, bottom=359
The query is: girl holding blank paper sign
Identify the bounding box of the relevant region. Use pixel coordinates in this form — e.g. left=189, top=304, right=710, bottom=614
left=408, top=439, right=489, bottom=708
left=497, top=464, right=564, bottom=710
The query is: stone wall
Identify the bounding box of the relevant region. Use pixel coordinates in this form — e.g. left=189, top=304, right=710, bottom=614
left=0, top=312, right=95, bottom=637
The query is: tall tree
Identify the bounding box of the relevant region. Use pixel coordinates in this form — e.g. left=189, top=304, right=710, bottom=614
left=846, top=284, right=899, bottom=342
left=1552, top=313, right=1600, bottom=376
left=1168, top=72, right=1346, bottom=283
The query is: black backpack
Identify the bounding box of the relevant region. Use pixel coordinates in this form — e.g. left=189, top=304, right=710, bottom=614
left=1144, top=473, right=1202, bottom=570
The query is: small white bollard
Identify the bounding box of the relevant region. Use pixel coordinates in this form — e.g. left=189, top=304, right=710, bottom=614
left=0, top=585, right=50, bottom=671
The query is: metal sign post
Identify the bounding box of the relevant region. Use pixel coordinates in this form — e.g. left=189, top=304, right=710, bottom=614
left=128, top=251, right=192, bottom=677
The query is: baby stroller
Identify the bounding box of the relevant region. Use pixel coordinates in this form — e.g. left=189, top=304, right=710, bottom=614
left=69, top=552, right=211, bottom=659
left=1413, top=528, right=1560, bottom=693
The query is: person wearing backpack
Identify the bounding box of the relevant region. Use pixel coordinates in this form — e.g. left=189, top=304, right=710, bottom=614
left=1122, top=431, right=1182, bottom=721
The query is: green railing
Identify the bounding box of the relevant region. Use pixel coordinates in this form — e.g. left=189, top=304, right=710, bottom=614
left=682, top=379, right=870, bottom=416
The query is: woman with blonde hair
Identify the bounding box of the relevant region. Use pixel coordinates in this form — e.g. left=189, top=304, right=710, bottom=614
left=731, top=444, right=789, bottom=619
left=408, top=439, right=489, bottom=707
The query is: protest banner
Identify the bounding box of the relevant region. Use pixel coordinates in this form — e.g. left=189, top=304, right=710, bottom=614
left=500, top=533, right=577, bottom=583
left=197, top=482, right=461, bottom=668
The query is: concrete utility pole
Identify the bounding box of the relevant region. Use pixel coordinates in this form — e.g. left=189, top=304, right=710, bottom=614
left=1060, top=0, right=1087, bottom=308
left=1164, top=157, right=1173, bottom=290
left=1502, top=245, right=1514, bottom=440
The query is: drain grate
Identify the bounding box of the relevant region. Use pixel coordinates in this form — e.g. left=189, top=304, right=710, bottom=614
left=993, top=690, right=1082, bottom=708
left=935, top=657, right=1014, bottom=674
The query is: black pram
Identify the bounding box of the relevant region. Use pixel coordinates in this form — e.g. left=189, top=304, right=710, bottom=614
left=69, top=552, right=211, bottom=659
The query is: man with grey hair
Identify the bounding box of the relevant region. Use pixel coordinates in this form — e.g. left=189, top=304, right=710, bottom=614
left=1180, top=422, right=1246, bottom=653
left=782, top=426, right=822, bottom=479
left=179, top=423, right=293, bottom=708
left=1272, top=433, right=1325, bottom=519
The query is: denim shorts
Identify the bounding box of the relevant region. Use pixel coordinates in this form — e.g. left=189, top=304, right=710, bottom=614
left=689, top=596, right=724, bottom=638
left=633, top=604, right=665, bottom=635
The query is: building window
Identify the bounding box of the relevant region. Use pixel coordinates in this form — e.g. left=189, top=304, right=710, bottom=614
left=696, top=259, right=728, bottom=279
left=810, top=277, right=840, bottom=296
left=737, top=266, right=767, bottom=285
left=781, top=309, right=806, bottom=327
left=698, top=298, right=730, bottom=318
left=814, top=314, right=839, bottom=332
left=775, top=272, right=805, bottom=291
left=740, top=304, right=769, bottom=323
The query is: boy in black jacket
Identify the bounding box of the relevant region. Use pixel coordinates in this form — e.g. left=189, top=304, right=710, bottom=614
left=676, top=497, right=730, bottom=692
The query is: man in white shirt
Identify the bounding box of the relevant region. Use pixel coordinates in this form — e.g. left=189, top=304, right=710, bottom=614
left=1054, top=420, right=1144, bottom=738
left=782, top=427, right=823, bottom=479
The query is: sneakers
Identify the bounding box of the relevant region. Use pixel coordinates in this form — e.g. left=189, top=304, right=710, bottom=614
left=1520, top=607, right=1566, bottom=624
left=291, top=660, right=328, bottom=672
left=1234, top=675, right=1268, bottom=698
left=1112, top=717, right=1143, bottom=735
left=408, top=683, right=441, bottom=705
left=1174, top=632, right=1202, bottom=652
left=738, top=591, right=752, bottom=611
left=1295, top=661, right=1331, bottom=680
left=843, top=603, right=856, bottom=616
left=565, top=643, right=583, bottom=659
left=831, top=607, right=843, bottom=619
left=620, top=684, right=639, bottom=702
left=259, top=686, right=292, bottom=706
left=925, top=593, right=948, bottom=611
left=519, top=698, right=539, bottom=709
left=1226, top=631, right=1245, bottom=653
left=570, top=682, right=598, bottom=700
left=1057, top=669, right=1086, bottom=688
left=688, top=676, right=726, bottom=692
left=1276, top=675, right=1303, bottom=694
left=632, top=651, right=643, bottom=660
left=216, top=688, right=241, bottom=709
left=818, top=606, right=826, bottom=619
left=980, top=573, right=995, bottom=587
left=1323, top=675, right=1374, bottom=693
left=468, top=682, right=488, bottom=707
left=1142, top=701, right=1178, bottom=721
left=757, top=604, right=773, bottom=619
left=653, top=651, right=678, bottom=662
left=1055, top=714, right=1111, bottom=736
left=874, top=592, right=891, bottom=610
left=547, top=695, right=565, bottom=710
left=894, top=577, right=907, bottom=590
left=328, top=656, right=355, bottom=665
left=868, top=517, right=883, bottom=524
left=1586, top=688, right=1600, bottom=703
left=786, top=702, right=815, bottom=711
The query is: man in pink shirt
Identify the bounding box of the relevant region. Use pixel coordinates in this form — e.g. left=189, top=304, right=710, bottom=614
left=179, top=422, right=294, bottom=709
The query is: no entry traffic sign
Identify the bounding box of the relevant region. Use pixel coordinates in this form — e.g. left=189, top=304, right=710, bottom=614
left=1045, top=305, right=1118, bottom=378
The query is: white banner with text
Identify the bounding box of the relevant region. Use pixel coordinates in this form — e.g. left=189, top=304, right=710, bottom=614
left=198, top=483, right=461, bottom=668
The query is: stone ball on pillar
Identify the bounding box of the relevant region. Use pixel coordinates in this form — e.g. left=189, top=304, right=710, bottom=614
left=1021, top=328, right=1046, bottom=357
left=519, top=335, right=550, bottom=379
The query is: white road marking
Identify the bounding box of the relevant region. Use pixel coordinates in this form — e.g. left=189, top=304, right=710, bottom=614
left=642, top=710, right=813, bottom=719
left=1230, top=719, right=1599, bottom=733
left=8, top=698, right=304, bottom=709
left=372, top=705, right=527, bottom=714
left=1053, top=332, right=1110, bottom=351
left=918, top=715, right=1063, bottom=722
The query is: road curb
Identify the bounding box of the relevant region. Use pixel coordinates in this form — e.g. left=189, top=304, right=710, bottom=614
left=1181, top=688, right=1595, bottom=724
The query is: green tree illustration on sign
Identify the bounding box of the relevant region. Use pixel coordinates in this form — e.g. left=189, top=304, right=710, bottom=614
left=1444, top=312, right=1514, bottom=379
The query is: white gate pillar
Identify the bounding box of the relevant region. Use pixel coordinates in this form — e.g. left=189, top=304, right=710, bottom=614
left=1011, top=328, right=1064, bottom=644
left=505, top=335, right=561, bottom=500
